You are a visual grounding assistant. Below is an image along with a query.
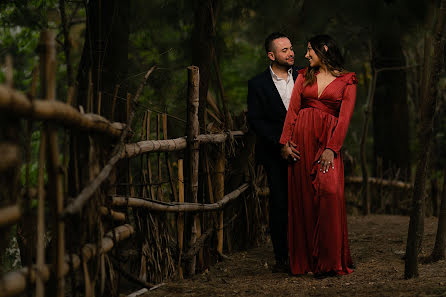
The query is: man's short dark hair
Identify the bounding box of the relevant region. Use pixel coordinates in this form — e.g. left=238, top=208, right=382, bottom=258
left=265, top=32, right=289, bottom=54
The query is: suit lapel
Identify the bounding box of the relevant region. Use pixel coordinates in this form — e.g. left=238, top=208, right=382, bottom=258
left=292, top=66, right=299, bottom=81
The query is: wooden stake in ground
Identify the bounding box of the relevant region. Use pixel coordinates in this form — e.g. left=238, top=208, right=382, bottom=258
left=163, top=113, right=178, bottom=202
left=177, top=159, right=185, bottom=279
left=36, top=131, right=46, bottom=297
left=157, top=114, right=162, bottom=200
left=405, top=0, right=446, bottom=278
left=186, top=66, right=200, bottom=275
left=214, top=145, right=225, bottom=255
left=146, top=111, right=156, bottom=200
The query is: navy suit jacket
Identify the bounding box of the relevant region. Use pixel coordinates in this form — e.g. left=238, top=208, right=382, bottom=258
left=247, top=66, right=300, bottom=164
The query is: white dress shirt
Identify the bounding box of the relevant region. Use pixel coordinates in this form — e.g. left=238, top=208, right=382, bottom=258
left=269, top=66, right=294, bottom=110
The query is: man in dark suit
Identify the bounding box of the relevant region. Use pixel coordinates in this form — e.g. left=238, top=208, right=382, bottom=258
left=247, top=32, right=300, bottom=272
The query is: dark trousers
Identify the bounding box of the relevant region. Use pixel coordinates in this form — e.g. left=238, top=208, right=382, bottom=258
left=263, top=157, right=288, bottom=263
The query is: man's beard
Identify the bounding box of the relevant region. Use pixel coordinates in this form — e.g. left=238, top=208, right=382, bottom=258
left=275, top=58, right=294, bottom=67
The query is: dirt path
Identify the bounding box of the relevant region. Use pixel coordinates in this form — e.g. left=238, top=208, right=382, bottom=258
left=137, top=215, right=446, bottom=297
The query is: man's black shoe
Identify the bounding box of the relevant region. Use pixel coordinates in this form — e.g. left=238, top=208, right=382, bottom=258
left=314, top=271, right=338, bottom=279
left=272, top=262, right=289, bottom=273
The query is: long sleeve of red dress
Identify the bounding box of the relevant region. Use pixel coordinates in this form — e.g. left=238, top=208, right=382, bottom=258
left=325, top=76, right=357, bottom=154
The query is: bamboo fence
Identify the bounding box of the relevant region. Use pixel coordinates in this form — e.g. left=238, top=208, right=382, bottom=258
left=0, top=31, right=264, bottom=297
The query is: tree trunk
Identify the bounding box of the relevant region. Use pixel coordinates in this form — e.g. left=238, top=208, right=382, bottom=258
left=67, top=0, right=129, bottom=294
left=69, top=0, right=129, bottom=196
left=405, top=0, right=446, bottom=279
left=191, top=0, right=220, bottom=129
left=191, top=0, right=221, bottom=271
left=429, top=168, right=446, bottom=261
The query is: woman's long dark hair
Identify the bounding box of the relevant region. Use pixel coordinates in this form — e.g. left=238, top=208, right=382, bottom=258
left=304, top=35, right=348, bottom=86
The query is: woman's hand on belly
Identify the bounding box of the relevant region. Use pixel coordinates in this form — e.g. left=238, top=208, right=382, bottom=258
left=318, top=148, right=335, bottom=173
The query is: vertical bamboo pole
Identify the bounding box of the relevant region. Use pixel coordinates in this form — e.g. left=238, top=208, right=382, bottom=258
left=36, top=132, right=46, bottom=297
left=127, top=93, right=132, bottom=123
left=39, top=30, right=65, bottom=297
left=177, top=159, right=184, bottom=279
left=186, top=66, right=200, bottom=274
left=163, top=113, right=178, bottom=202
left=87, top=70, right=93, bottom=113
left=140, top=112, right=148, bottom=197
left=146, top=111, right=156, bottom=200
left=97, top=91, right=102, bottom=115
left=157, top=114, right=162, bottom=200
left=111, top=84, right=120, bottom=121
left=214, top=145, right=225, bottom=256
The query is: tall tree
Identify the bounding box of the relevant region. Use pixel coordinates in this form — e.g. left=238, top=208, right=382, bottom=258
left=405, top=0, right=446, bottom=279
left=69, top=0, right=129, bottom=195
left=67, top=0, right=129, bottom=295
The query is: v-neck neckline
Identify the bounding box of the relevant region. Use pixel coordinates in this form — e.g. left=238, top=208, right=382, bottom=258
left=316, top=75, right=339, bottom=99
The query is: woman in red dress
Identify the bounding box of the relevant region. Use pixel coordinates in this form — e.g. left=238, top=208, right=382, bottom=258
left=280, top=35, right=356, bottom=276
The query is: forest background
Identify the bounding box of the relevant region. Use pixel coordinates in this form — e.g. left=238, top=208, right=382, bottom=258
left=1, top=0, right=446, bottom=281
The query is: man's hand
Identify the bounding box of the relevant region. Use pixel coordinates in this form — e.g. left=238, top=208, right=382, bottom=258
left=281, top=141, right=301, bottom=162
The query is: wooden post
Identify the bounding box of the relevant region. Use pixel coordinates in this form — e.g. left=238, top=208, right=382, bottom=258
left=177, top=159, right=184, bottom=279
left=157, top=114, right=162, bottom=200
left=215, top=145, right=225, bottom=255
left=111, top=84, right=120, bottom=121
left=140, top=111, right=147, bottom=197
left=39, top=30, right=65, bottom=297
left=186, top=66, right=199, bottom=275
left=36, top=131, right=46, bottom=297
left=127, top=93, right=132, bottom=124
left=163, top=113, right=178, bottom=202
left=146, top=111, right=156, bottom=200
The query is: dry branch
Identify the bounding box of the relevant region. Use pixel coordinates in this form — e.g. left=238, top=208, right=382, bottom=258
left=0, top=85, right=124, bottom=137
left=182, top=226, right=214, bottom=262
left=0, top=205, right=21, bottom=227
left=122, top=131, right=244, bottom=158
left=124, top=138, right=187, bottom=157
left=0, top=143, right=20, bottom=172
left=0, top=224, right=134, bottom=297
left=111, top=183, right=249, bottom=212
left=345, top=176, right=412, bottom=189
left=196, top=131, right=243, bottom=143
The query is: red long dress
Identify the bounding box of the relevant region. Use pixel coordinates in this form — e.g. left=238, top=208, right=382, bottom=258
left=280, top=68, right=357, bottom=275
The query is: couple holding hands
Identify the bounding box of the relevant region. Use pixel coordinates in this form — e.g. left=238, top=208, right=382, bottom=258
left=247, top=32, right=357, bottom=277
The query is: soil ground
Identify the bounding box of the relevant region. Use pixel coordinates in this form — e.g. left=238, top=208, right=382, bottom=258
left=135, top=215, right=446, bottom=297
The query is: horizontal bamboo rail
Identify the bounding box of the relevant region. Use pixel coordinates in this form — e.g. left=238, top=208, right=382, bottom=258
left=123, top=131, right=244, bottom=158
left=99, top=206, right=126, bottom=221
left=0, top=85, right=125, bottom=137
left=0, top=205, right=21, bottom=228
left=0, top=224, right=134, bottom=297
left=345, top=176, right=412, bottom=189
left=0, top=143, right=20, bottom=172
left=111, top=183, right=249, bottom=212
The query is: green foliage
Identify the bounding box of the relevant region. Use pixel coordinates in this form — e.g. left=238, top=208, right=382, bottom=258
left=0, top=0, right=434, bottom=178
